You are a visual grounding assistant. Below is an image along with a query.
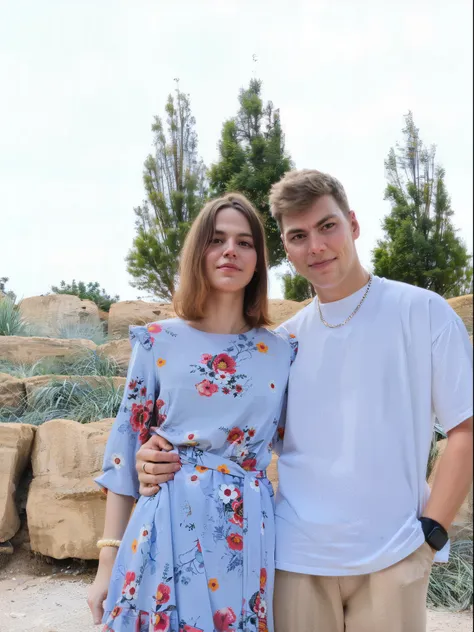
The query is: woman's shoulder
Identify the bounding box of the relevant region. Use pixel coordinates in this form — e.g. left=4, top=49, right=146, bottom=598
left=129, top=318, right=185, bottom=349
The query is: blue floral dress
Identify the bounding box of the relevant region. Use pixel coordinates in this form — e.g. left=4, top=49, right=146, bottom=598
left=96, top=318, right=297, bottom=632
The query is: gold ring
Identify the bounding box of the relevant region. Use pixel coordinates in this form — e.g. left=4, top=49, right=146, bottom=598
left=142, top=462, right=148, bottom=474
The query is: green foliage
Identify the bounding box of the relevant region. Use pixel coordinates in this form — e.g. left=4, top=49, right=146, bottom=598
left=372, top=112, right=473, bottom=297
left=208, top=79, right=293, bottom=267
left=56, top=321, right=108, bottom=345
left=0, top=379, right=124, bottom=425
left=0, top=277, right=16, bottom=302
left=0, top=351, right=122, bottom=379
left=51, top=280, right=119, bottom=312
left=127, top=84, right=207, bottom=300
left=282, top=270, right=314, bottom=301
left=428, top=536, right=473, bottom=611
left=0, top=296, right=31, bottom=336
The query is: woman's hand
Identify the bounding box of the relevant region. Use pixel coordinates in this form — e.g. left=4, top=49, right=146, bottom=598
left=136, top=434, right=180, bottom=496
left=87, top=549, right=116, bottom=625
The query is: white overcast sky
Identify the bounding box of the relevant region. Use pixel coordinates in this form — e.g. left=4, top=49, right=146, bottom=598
left=1, top=0, right=472, bottom=301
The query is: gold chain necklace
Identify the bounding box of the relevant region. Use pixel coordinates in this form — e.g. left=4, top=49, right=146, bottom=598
left=317, top=275, right=373, bottom=329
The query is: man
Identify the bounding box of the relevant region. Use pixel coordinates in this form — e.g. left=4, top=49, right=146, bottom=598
left=135, top=170, right=473, bottom=631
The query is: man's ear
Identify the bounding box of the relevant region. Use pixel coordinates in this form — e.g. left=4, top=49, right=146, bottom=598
left=281, top=233, right=292, bottom=263
left=349, top=211, right=360, bottom=240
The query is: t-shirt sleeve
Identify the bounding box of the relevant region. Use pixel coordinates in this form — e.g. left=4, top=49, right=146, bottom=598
left=95, top=325, right=157, bottom=499
left=432, top=317, right=473, bottom=433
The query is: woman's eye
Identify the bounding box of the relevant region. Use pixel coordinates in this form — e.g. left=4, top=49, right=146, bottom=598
left=211, top=238, right=223, bottom=244
left=239, top=241, right=253, bottom=248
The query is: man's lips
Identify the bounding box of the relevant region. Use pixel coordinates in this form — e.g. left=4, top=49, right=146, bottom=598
left=309, top=257, right=337, bottom=269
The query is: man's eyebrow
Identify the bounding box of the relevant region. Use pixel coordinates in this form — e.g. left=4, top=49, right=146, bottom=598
left=214, top=229, right=254, bottom=238
left=284, top=214, right=338, bottom=236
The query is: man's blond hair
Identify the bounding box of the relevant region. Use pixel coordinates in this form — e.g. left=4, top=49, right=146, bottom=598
left=269, top=169, right=351, bottom=230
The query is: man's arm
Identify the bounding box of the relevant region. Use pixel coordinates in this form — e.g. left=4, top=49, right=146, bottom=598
left=422, top=417, right=473, bottom=530
left=135, top=434, right=182, bottom=496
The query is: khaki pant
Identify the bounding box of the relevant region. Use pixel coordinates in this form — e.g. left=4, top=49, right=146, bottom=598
left=274, top=543, right=434, bottom=632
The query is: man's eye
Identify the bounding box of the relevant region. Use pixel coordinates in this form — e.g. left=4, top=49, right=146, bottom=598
left=291, top=234, right=305, bottom=241
left=322, top=223, right=336, bottom=231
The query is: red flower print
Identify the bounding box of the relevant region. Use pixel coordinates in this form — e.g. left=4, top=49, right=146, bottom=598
left=140, top=386, right=147, bottom=397
left=182, top=626, right=204, bottom=632
left=201, top=353, right=213, bottom=364
left=156, top=399, right=165, bottom=409
left=155, top=583, right=171, bottom=605
left=130, top=403, right=152, bottom=431
left=139, top=425, right=150, bottom=444
left=124, top=571, right=136, bottom=586
left=269, top=382, right=275, bottom=390
left=230, top=498, right=244, bottom=527
left=153, top=612, right=170, bottom=631
left=212, top=353, right=237, bottom=375
left=197, top=539, right=202, bottom=552
left=111, top=606, right=122, bottom=619
left=196, top=379, right=219, bottom=397
left=222, top=387, right=230, bottom=395
left=213, top=607, right=237, bottom=631
left=241, top=458, right=257, bottom=472
left=260, top=568, right=267, bottom=593
left=128, top=380, right=138, bottom=390
left=226, top=533, right=243, bottom=551
left=227, top=427, right=244, bottom=444
left=147, top=323, right=162, bottom=334
left=247, top=428, right=256, bottom=438
left=277, top=427, right=285, bottom=441
left=235, top=384, right=243, bottom=393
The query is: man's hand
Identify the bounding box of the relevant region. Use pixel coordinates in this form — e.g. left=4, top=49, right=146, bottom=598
left=136, top=434, right=181, bottom=496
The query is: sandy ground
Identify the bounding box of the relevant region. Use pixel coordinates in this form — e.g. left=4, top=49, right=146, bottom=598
left=0, top=570, right=472, bottom=632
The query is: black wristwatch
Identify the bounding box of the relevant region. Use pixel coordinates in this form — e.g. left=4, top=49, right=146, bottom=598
left=419, top=517, right=449, bottom=551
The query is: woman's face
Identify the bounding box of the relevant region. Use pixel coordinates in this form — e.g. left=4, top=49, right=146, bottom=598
left=204, top=207, right=258, bottom=295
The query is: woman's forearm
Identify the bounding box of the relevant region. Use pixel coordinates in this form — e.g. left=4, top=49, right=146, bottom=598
left=423, top=418, right=473, bottom=530
left=102, top=490, right=136, bottom=540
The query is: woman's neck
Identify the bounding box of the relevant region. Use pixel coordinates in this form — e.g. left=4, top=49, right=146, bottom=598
left=189, top=291, right=249, bottom=334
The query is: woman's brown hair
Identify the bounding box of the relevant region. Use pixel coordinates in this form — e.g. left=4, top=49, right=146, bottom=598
left=173, top=193, right=271, bottom=328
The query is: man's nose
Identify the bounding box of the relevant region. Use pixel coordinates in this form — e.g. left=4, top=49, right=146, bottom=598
left=308, top=233, right=326, bottom=254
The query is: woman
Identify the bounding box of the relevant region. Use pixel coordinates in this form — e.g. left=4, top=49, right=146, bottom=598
left=88, top=193, right=297, bottom=632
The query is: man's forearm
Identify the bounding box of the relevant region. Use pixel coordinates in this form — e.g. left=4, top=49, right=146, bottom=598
left=423, top=418, right=473, bottom=530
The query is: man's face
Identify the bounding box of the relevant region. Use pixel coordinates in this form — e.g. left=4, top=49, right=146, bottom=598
left=281, top=194, right=360, bottom=293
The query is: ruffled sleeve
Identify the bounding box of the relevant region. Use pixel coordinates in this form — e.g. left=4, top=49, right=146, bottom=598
left=95, top=325, right=158, bottom=499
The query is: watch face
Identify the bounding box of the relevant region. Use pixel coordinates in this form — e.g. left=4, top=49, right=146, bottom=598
left=430, top=527, right=448, bottom=551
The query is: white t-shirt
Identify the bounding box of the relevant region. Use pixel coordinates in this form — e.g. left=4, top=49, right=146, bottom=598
left=275, top=276, right=473, bottom=576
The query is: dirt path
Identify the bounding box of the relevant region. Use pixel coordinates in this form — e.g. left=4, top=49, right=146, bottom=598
left=0, top=572, right=472, bottom=632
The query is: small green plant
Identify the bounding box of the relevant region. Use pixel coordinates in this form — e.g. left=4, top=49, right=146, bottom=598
left=428, top=534, right=473, bottom=611
left=0, top=297, right=31, bottom=336
left=56, top=321, right=108, bottom=345
left=11, top=379, right=124, bottom=425
left=0, top=351, right=123, bottom=379
left=51, top=280, right=119, bottom=312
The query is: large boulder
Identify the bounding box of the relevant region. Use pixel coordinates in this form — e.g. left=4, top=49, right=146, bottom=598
left=0, top=376, right=26, bottom=409
left=448, top=294, right=473, bottom=334
left=0, top=335, right=96, bottom=365
left=19, top=294, right=100, bottom=336
left=108, top=300, right=175, bottom=339
left=99, top=338, right=133, bottom=370
left=0, top=423, right=36, bottom=542
left=26, top=418, right=114, bottom=560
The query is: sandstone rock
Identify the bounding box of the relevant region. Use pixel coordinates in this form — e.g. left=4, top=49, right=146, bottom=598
left=108, top=300, right=176, bottom=339
left=0, top=336, right=96, bottom=365
left=0, top=377, right=26, bottom=409
left=99, top=338, right=132, bottom=369
left=23, top=376, right=126, bottom=409
left=448, top=294, right=473, bottom=334
left=19, top=295, right=100, bottom=336
left=269, top=299, right=308, bottom=328
left=0, top=423, right=36, bottom=542
left=26, top=418, right=114, bottom=560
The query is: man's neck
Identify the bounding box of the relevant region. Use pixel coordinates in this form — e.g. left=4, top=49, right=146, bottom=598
left=315, top=265, right=370, bottom=304
left=189, top=291, right=249, bottom=334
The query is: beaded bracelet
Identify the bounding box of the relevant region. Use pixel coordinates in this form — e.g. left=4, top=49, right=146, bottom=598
left=97, top=538, right=121, bottom=549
